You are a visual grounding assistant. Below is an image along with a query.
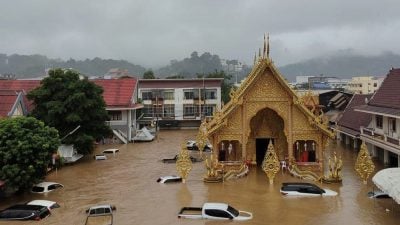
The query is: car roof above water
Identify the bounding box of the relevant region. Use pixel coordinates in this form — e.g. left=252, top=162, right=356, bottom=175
left=282, top=182, right=319, bottom=187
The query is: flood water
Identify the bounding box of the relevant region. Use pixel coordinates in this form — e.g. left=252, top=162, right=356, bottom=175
left=1, top=130, right=399, bottom=225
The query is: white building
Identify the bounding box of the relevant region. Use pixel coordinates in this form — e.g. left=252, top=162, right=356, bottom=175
left=137, top=78, right=223, bottom=128
left=347, top=76, right=384, bottom=94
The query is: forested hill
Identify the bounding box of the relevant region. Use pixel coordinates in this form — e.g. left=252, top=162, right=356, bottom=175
left=279, top=52, right=400, bottom=81
left=2, top=51, right=400, bottom=81
left=0, top=54, right=146, bottom=78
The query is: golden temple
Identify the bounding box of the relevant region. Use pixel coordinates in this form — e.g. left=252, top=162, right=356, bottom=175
left=204, top=37, right=335, bottom=173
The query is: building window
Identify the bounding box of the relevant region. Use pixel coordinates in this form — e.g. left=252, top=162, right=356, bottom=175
left=163, top=104, right=175, bottom=118
left=201, top=104, right=215, bottom=117
left=205, top=89, right=217, bottom=99
left=109, top=111, right=122, bottom=120
left=184, top=90, right=195, bottom=100
left=389, top=117, right=396, bottom=133
left=142, top=91, right=152, bottom=100
left=143, top=104, right=153, bottom=117
left=373, top=83, right=377, bottom=87
left=376, top=115, right=383, bottom=129
left=163, top=90, right=174, bottom=100
left=183, top=104, right=198, bottom=118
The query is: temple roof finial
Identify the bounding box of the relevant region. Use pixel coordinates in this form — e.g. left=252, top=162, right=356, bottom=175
left=258, top=48, right=261, bottom=59
left=263, top=33, right=266, bottom=59
left=267, top=33, right=270, bottom=59
left=254, top=52, right=257, bottom=65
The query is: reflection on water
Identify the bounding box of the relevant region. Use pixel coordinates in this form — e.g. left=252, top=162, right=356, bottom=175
left=0, top=130, right=399, bottom=225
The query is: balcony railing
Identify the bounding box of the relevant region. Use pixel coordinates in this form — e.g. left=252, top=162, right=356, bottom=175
left=360, top=126, right=400, bottom=146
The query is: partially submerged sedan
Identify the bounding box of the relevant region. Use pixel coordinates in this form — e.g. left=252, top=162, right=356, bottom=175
left=157, top=175, right=182, bottom=183
left=280, top=182, right=337, bottom=196
left=0, top=204, right=51, bottom=221
left=27, top=200, right=60, bottom=210
left=31, top=182, right=64, bottom=194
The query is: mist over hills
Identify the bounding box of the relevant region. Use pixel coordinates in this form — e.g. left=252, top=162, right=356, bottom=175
left=279, top=51, right=400, bottom=81
left=1, top=51, right=400, bottom=81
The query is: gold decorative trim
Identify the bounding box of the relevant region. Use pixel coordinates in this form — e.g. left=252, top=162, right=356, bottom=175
left=261, top=142, right=280, bottom=184
left=176, top=143, right=193, bottom=183
left=355, top=142, right=375, bottom=184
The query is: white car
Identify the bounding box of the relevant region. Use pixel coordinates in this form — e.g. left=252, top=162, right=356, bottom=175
left=156, top=175, right=182, bottom=183
left=102, top=148, right=119, bottom=155
left=31, top=182, right=64, bottom=194
left=280, top=182, right=337, bottom=196
left=186, top=140, right=212, bottom=151
left=94, top=154, right=107, bottom=160
left=368, top=190, right=390, bottom=199
left=27, top=200, right=60, bottom=210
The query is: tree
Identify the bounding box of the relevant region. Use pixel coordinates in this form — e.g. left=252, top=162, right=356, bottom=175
left=143, top=70, right=155, bottom=79
left=198, top=70, right=233, bottom=103
left=28, top=69, right=111, bottom=155
left=0, top=117, right=60, bottom=192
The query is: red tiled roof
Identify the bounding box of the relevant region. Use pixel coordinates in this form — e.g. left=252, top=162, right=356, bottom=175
left=93, top=78, right=137, bottom=108
left=369, top=68, right=400, bottom=109
left=0, top=78, right=137, bottom=110
left=0, top=91, right=20, bottom=117
left=337, top=94, right=373, bottom=136
left=0, top=80, right=40, bottom=93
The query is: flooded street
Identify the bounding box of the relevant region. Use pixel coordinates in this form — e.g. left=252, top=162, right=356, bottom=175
left=1, top=130, right=399, bottom=225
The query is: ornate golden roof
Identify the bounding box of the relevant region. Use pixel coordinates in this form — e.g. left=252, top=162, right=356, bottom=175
left=206, top=57, right=334, bottom=138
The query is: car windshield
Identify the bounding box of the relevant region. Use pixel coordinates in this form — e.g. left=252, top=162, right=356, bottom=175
left=227, top=205, right=239, bottom=217
left=31, top=186, right=45, bottom=192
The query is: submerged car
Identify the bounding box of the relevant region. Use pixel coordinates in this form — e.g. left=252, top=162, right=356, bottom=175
left=94, top=154, right=107, bottom=160
left=27, top=200, right=60, bottom=210
left=368, top=190, right=390, bottom=199
left=186, top=140, right=212, bottom=151
left=156, top=175, right=182, bottom=183
left=162, top=155, right=203, bottom=163
left=102, top=148, right=119, bottom=155
left=280, top=182, right=337, bottom=196
left=31, top=182, right=64, bottom=194
left=0, top=204, right=51, bottom=221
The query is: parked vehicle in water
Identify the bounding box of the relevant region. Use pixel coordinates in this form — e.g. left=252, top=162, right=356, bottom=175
left=368, top=190, right=390, bottom=199
left=0, top=204, right=51, bottom=221
left=156, top=175, right=182, bottom=183
left=102, top=148, right=119, bottom=155
left=280, top=182, right=337, bottom=196
left=178, top=202, right=253, bottom=221
left=85, top=204, right=116, bottom=225
left=186, top=140, right=212, bottom=151
left=162, top=155, right=203, bottom=163
left=31, top=182, right=64, bottom=194
left=94, top=154, right=107, bottom=160
left=27, top=200, right=60, bottom=210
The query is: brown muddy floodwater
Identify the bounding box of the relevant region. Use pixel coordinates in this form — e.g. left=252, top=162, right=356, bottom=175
left=1, top=130, right=399, bottom=225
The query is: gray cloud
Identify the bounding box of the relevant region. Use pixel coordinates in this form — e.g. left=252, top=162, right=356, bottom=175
left=1, top=0, right=400, bottom=67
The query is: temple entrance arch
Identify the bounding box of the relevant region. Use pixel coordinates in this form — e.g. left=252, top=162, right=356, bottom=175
left=248, top=108, right=288, bottom=167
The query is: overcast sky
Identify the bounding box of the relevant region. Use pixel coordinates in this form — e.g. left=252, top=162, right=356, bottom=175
left=1, top=0, right=400, bottom=68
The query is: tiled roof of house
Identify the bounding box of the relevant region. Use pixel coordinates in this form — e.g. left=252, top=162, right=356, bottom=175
left=368, top=68, right=400, bottom=109
left=0, top=90, right=21, bottom=117
left=0, top=80, right=40, bottom=93
left=93, top=78, right=137, bottom=108
left=337, top=94, right=373, bottom=136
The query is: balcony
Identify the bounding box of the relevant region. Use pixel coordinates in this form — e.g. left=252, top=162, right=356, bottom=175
left=360, top=127, right=400, bottom=154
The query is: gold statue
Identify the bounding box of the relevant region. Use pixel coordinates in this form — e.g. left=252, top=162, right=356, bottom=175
left=355, top=141, right=375, bottom=184
left=176, top=143, right=193, bottom=183
left=196, top=120, right=208, bottom=158
left=261, top=142, right=280, bottom=184
left=322, top=151, right=343, bottom=183
left=203, top=154, right=223, bottom=183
